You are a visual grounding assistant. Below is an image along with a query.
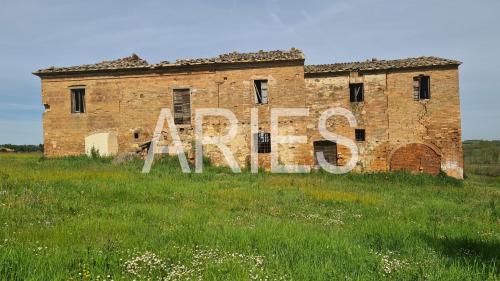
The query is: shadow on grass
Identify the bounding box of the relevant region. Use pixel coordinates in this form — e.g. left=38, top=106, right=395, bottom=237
left=421, top=234, right=499, bottom=267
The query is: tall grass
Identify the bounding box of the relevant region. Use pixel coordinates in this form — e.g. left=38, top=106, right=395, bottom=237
left=464, top=140, right=500, bottom=177
left=0, top=153, right=498, bottom=280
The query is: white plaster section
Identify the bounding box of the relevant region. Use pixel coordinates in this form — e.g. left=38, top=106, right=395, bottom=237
left=441, top=161, right=464, bottom=179
left=85, top=132, right=118, bottom=157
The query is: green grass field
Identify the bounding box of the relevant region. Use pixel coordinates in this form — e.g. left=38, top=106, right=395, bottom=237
left=0, top=153, right=498, bottom=280
left=464, top=140, right=500, bottom=177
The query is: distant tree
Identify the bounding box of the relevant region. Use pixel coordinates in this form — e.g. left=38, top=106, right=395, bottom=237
left=0, top=144, right=43, bottom=152
left=463, top=140, right=500, bottom=165
left=492, top=150, right=499, bottom=164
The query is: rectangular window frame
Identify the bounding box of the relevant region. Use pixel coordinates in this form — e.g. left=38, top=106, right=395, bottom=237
left=253, top=80, right=268, bottom=105
left=70, top=88, right=86, bottom=113
left=313, top=140, right=338, bottom=166
left=255, top=132, right=271, bottom=153
left=355, top=129, right=365, bottom=142
left=349, top=83, right=364, bottom=103
left=172, top=88, right=192, bottom=125
left=413, top=75, right=431, bottom=100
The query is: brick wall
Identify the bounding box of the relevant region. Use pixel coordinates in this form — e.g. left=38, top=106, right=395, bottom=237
left=305, top=66, right=463, bottom=178
left=41, top=63, right=311, bottom=170
left=39, top=63, right=463, bottom=178
left=390, top=143, right=441, bottom=175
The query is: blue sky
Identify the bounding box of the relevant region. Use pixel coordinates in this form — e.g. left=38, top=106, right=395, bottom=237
left=0, top=0, right=498, bottom=144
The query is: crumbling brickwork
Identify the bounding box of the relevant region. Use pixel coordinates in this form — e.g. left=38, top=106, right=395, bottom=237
left=305, top=65, right=463, bottom=178
left=34, top=49, right=464, bottom=178
left=390, top=143, right=441, bottom=175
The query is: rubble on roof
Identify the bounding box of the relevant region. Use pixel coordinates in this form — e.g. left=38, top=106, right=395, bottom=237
left=33, top=53, right=150, bottom=74
left=33, top=49, right=460, bottom=76
left=33, top=48, right=305, bottom=75
left=305, top=56, right=461, bottom=74
left=173, top=48, right=304, bottom=65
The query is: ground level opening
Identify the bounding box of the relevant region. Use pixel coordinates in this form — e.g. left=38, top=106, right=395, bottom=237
left=313, top=140, right=337, bottom=166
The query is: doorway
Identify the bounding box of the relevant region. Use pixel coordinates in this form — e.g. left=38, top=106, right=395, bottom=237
left=313, top=140, right=337, bottom=166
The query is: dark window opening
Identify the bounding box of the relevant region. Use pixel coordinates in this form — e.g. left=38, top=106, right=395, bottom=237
left=70, top=88, right=85, bottom=113
left=355, top=129, right=365, bottom=141
left=349, top=83, right=364, bottom=103
left=255, top=132, right=271, bottom=153
left=413, top=75, right=430, bottom=100
left=313, top=140, right=337, bottom=166
left=173, top=89, right=191, bottom=125
left=134, top=132, right=140, bottom=139
left=43, top=104, right=50, bottom=111
left=254, top=80, right=268, bottom=104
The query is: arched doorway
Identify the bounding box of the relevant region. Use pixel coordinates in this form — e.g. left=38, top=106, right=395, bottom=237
left=390, top=143, right=441, bottom=175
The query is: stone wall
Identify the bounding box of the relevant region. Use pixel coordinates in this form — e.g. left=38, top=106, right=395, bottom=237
left=305, top=66, right=463, bottom=178
left=40, top=63, right=463, bottom=178
left=305, top=72, right=390, bottom=172
left=41, top=63, right=311, bottom=170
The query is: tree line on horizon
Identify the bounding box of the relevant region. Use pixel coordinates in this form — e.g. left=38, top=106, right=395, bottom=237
left=0, top=144, right=44, bottom=152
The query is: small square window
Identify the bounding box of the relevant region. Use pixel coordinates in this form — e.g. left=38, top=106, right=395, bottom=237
left=355, top=129, right=365, bottom=141
left=255, top=132, right=271, bottom=153
left=349, top=83, right=364, bottom=103
left=134, top=132, right=139, bottom=139
left=413, top=75, right=430, bottom=100
left=70, top=88, right=85, bottom=113
left=254, top=80, right=268, bottom=104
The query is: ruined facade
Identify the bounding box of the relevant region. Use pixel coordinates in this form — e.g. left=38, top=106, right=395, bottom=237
left=33, top=48, right=463, bottom=178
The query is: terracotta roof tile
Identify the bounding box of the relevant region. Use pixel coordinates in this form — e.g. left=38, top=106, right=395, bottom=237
left=34, top=54, right=150, bottom=74
left=172, top=48, right=304, bottom=66
left=305, top=56, right=461, bottom=74
left=34, top=48, right=304, bottom=75
left=33, top=50, right=460, bottom=76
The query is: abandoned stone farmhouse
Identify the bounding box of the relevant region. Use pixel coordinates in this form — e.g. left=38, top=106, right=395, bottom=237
left=33, top=48, right=463, bottom=178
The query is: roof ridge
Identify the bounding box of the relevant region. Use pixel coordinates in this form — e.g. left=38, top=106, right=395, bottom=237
left=33, top=51, right=461, bottom=76
left=34, top=48, right=304, bottom=75
left=305, top=56, right=461, bottom=74
left=306, top=56, right=461, bottom=66
left=174, top=47, right=304, bottom=65
left=34, top=53, right=150, bottom=74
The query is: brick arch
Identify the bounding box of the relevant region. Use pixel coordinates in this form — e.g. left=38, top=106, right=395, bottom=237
left=389, top=143, right=441, bottom=175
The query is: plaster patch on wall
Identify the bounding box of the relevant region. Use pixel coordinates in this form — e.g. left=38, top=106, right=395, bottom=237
left=441, top=161, right=463, bottom=179
left=85, top=132, right=118, bottom=156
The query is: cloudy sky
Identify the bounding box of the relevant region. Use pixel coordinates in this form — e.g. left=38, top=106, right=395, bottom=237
left=0, top=0, right=498, bottom=144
